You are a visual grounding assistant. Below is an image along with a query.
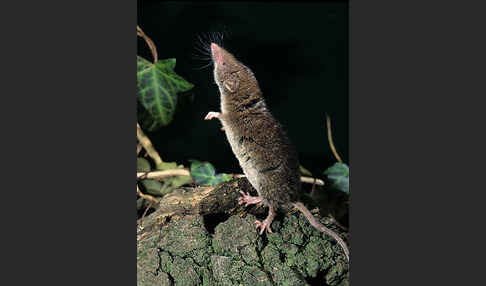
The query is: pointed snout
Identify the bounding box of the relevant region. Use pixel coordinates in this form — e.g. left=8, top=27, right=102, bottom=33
left=210, top=42, right=223, bottom=64
left=210, top=42, right=220, bottom=51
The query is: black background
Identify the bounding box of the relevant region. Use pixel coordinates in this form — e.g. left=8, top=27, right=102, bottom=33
left=137, top=1, right=348, bottom=175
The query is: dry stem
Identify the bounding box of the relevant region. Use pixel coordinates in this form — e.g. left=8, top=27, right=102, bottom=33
left=137, top=25, right=158, bottom=62
left=137, top=184, right=160, bottom=204
left=137, top=123, right=164, bottom=167
left=137, top=169, right=191, bottom=180
left=325, top=113, right=343, bottom=163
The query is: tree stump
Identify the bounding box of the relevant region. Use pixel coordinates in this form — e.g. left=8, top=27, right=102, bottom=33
left=137, top=178, right=349, bottom=286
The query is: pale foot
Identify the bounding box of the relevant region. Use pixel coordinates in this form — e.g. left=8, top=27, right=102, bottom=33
left=254, top=219, right=273, bottom=234
left=204, top=111, right=220, bottom=120
left=238, top=191, right=262, bottom=206
left=255, top=207, right=276, bottom=235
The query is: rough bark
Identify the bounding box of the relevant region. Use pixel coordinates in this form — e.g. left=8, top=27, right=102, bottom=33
left=137, top=178, right=263, bottom=241
left=137, top=178, right=349, bottom=286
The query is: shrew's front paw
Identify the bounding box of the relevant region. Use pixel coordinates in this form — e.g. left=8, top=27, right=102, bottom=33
left=204, top=111, right=220, bottom=120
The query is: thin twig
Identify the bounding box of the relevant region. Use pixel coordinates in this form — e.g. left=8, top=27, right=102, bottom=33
left=137, top=200, right=153, bottom=227
left=140, top=201, right=153, bottom=225
left=310, top=177, right=317, bottom=196
left=300, top=176, right=325, bottom=186
left=325, top=113, right=343, bottom=163
left=137, top=123, right=164, bottom=167
left=233, top=173, right=324, bottom=186
left=137, top=184, right=160, bottom=204
left=137, top=169, right=191, bottom=180
left=137, top=25, right=158, bottom=62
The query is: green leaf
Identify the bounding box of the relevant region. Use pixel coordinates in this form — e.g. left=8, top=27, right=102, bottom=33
left=138, top=158, right=192, bottom=197
left=156, top=161, right=179, bottom=171
left=137, top=56, right=194, bottom=131
left=221, top=173, right=232, bottom=182
left=156, top=161, right=192, bottom=195
left=137, top=198, right=144, bottom=210
left=323, top=162, right=349, bottom=194
left=189, top=160, right=229, bottom=186
left=137, top=157, right=151, bottom=172
left=167, top=175, right=193, bottom=189
left=158, top=175, right=193, bottom=196
left=140, top=179, right=164, bottom=196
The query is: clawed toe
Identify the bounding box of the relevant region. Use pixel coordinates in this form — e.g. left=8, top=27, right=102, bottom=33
left=254, top=220, right=273, bottom=235
left=238, top=191, right=248, bottom=205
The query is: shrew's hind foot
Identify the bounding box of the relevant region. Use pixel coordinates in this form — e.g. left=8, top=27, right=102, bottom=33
left=255, top=206, right=276, bottom=235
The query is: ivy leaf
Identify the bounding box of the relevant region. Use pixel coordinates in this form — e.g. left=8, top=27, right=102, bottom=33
left=221, top=173, right=232, bottom=182
left=323, top=162, right=349, bottom=194
left=137, top=56, right=194, bottom=131
left=137, top=157, right=151, bottom=172
left=189, top=160, right=231, bottom=186
left=156, top=161, right=179, bottom=171
left=140, top=179, right=164, bottom=196
left=156, top=175, right=193, bottom=197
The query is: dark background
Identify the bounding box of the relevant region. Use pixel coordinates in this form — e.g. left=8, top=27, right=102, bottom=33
left=137, top=0, right=348, bottom=176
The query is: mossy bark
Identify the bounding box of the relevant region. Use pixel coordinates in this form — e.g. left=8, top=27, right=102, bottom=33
left=137, top=178, right=349, bottom=286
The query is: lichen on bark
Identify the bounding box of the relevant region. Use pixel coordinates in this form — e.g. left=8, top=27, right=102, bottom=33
left=138, top=211, right=348, bottom=286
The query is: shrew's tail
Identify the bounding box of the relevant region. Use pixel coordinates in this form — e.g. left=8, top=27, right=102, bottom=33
left=293, top=202, right=349, bottom=262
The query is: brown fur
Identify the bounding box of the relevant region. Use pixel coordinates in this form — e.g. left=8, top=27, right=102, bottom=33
left=211, top=43, right=301, bottom=211
left=207, top=43, right=349, bottom=261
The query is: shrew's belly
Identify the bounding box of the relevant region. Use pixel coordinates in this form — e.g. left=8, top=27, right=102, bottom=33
left=223, top=125, right=262, bottom=196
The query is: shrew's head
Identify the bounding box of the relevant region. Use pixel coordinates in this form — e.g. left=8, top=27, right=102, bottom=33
left=210, top=43, right=258, bottom=96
